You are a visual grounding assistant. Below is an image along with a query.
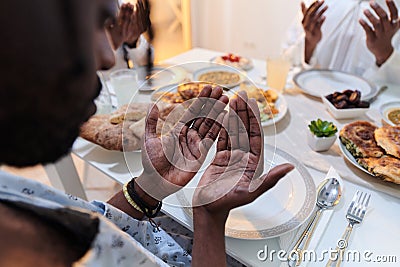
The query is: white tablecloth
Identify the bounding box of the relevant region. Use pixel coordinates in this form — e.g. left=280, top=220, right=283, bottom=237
left=70, top=48, right=400, bottom=266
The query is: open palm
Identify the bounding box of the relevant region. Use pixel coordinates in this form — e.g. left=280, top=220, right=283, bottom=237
left=193, top=92, right=294, bottom=219
left=360, top=0, right=400, bottom=65
left=138, top=86, right=228, bottom=200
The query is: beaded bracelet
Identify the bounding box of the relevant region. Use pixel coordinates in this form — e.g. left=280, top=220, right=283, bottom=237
left=126, top=179, right=162, bottom=219
left=122, top=183, right=143, bottom=213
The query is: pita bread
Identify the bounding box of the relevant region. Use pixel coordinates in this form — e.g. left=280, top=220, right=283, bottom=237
left=109, top=103, right=149, bottom=124
left=374, top=126, right=400, bottom=158
left=80, top=102, right=184, bottom=151
left=80, top=115, right=109, bottom=144
left=129, top=117, right=146, bottom=139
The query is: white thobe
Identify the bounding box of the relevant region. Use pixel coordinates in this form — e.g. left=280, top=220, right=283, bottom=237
left=283, top=0, right=400, bottom=85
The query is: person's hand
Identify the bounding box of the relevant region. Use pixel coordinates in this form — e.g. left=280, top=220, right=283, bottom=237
left=193, top=91, right=294, bottom=222
left=136, top=86, right=229, bottom=201
left=360, top=0, right=400, bottom=66
left=301, top=1, right=328, bottom=63
left=107, top=1, right=149, bottom=49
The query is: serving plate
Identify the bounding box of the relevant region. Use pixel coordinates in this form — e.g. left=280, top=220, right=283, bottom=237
left=338, top=139, right=374, bottom=176
left=176, top=145, right=316, bottom=239
left=193, top=66, right=244, bottom=88
left=293, top=69, right=377, bottom=100
left=137, top=65, right=187, bottom=92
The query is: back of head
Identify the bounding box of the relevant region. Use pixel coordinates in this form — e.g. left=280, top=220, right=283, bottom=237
left=0, top=0, right=99, bottom=166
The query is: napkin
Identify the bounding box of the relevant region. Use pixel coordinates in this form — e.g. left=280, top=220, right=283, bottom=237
left=278, top=167, right=342, bottom=267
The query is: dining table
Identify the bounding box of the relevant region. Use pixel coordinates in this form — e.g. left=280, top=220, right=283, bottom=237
left=46, top=48, right=400, bottom=266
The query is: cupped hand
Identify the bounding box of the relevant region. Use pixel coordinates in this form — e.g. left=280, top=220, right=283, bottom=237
left=107, top=1, right=149, bottom=49
left=301, top=1, right=328, bottom=63
left=360, top=0, right=400, bottom=66
left=193, top=91, right=294, bottom=221
left=137, top=86, right=229, bottom=201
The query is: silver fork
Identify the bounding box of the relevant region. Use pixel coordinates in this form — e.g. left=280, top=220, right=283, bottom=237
left=326, top=190, right=371, bottom=267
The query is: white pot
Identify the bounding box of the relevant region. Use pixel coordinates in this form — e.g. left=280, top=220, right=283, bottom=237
left=307, top=131, right=337, bottom=152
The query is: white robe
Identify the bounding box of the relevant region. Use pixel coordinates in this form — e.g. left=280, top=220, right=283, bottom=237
left=283, top=0, right=400, bottom=85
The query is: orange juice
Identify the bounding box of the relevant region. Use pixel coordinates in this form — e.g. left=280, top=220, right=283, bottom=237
left=266, top=58, right=290, bottom=92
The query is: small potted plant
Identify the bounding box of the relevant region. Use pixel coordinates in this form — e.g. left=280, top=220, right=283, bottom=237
left=307, top=119, right=338, bottom=152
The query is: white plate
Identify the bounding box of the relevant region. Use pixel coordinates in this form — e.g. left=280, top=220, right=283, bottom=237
left=293, top=69, right=377, bottom=100
left=176, top=145, right=316, bottom=239
left=338, top=139, right=374, bottom=176
left=229, top=84, right=288, bottom=127
left=380, top=101, right=400, bottom=126
left=210, top=55, right=254, bottom=71
left=137, top=65, right=187, bottom=92
left=193, top=66, right=244, bottom=88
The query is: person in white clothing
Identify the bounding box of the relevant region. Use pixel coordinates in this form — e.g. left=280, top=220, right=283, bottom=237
left=284, top=0, right=400, bottom=84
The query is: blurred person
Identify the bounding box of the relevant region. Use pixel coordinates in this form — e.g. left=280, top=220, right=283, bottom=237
left=107, top=1, right=152, bottom=70
left=0, top=1, right=293, bottom=267
left=284, top=0, right=400, bottom=84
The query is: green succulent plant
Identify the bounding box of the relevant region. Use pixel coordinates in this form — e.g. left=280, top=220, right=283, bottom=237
left=308, top=119, right=338, bottom=138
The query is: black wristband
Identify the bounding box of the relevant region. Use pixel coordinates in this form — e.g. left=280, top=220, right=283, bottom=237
left=127, top=179, right=162, bottom=218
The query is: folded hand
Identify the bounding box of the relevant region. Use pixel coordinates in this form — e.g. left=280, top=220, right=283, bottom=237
left=107, top=1, right=149, bottom=49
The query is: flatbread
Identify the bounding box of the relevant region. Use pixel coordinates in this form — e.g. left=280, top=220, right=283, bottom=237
left=357, top=156, right=400, bottom=184
left=80, top=102, right=184, bottom=151
left=109, top=103, right=149, bottom=124
left=375, top=126, right=400, bottom=158
left=80, top=115, right=109, bottom=144
left=129, top=117, right=146, bottom=139
left=339, top=121, right=384, bottom=158
left=80, top=117, right=141, bottom=151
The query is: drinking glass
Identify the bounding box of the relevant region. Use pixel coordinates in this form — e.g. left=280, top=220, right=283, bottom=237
left=266, top=57, right=291, bottom=92
left=109, top=69, right=139, bottom=107
left=94, top=72, right=113, bottom=114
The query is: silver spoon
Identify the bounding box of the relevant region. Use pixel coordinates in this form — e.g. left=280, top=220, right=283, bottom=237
left=288, top=177, right=342, bottom=267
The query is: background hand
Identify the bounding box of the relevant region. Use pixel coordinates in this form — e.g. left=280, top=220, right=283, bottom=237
left=360, top=0, right=400, bottom=66
left=193, top=91, right=294, bottom=221
left=107, top=1, right=149, bottom=49
left=137, top=86, right=229, bottom=201
left=301, top=1, right=328, bottom=63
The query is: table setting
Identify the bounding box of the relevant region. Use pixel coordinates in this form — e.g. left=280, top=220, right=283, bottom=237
left=49, top=48, right=400, bottom=266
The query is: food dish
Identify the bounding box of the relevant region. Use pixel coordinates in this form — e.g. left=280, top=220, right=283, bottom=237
left=176, top=145, right=316, bottom=239
left=380, top=101, right=400, bottom=126
left=338, top=139, right=374, bottom=176
left=339, top=122, right=400, bottom=184
left=357, top=156, right=400, bottom=184
left=375, top=126, right=400, bottom=158
left=293, top=69, right=377, bottom=100
left=210, top=54, right=253, bottom=71
left=136, top=65, right=187, bottom=92
left=339, top=121, right=384, bottom=158
left=322, top=96, right=369, bottom=119
left=193, top=66, right=244, bottom=88
left=231, top=83, right=288, bottom=127
left=151, top=82, right=225, bottom=103
left=79, top=102, right=179, bottom=151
